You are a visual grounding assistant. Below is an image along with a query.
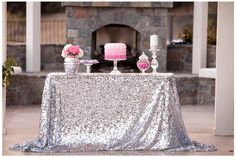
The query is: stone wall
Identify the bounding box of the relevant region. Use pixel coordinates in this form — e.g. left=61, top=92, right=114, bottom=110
left=41, top=44, right=64, bottom=71
left=6, top=73, right=215, bottom=106
left=175, top=75, right=199, bottom=105
left=62, top=2, right=173, bottom=8
left=167, top=44, right=216, bottom=72
left=7, top=44, right=65, bottom=72
left=167, top=44, right=192, bottom=72
left=198, top=78, right=215, bottom=105
left=207, top=45, right=216, bottom=68
left=7, top=43, right=27, bottom=70
left=6, top=73, right=46, bottom=106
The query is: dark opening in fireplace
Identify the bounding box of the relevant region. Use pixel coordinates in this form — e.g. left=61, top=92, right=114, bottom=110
left=91, top=24, right=140, bottom=73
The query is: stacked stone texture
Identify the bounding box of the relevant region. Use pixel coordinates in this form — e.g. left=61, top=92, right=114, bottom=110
left=64, top=2, right=173, bottom=72
left=167, top=45, right=192, bottom=72
left=7, top=74, right=215, bottom=106
left=198, top=78, right=215, bottom=105
left=167, top=44, right=216, bottom=72
left=6, top=73, right=46, bottom=106
left=7, top=44, right=65, bottom=72
left=7, top=74, right=204, bottom=106
left=207, top=45, right=216, bottom=68
left=175, top=75, right=199, bottom=105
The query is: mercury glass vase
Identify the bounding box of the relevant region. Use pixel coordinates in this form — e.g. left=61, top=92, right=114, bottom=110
left=64, top=57, right=79, bottom=75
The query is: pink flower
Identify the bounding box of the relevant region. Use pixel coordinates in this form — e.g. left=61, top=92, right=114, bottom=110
left=61, top=44, right=84, bottom=58
left=68, top=46, right=80, bottom=55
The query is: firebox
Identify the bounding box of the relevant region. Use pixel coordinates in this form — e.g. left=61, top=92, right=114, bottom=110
left=91, top=24, right=140, bottom=72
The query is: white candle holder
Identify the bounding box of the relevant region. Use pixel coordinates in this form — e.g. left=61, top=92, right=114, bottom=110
left=149, top=48, right=160, bottom=73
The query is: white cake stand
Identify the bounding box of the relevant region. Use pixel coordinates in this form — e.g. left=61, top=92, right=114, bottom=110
left=80, top=59, right=99, bottom=73
left=108, top=59, right=125, bottom=75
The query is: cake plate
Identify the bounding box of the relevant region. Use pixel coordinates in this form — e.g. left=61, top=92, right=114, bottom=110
left=80, top=59, right=99, bottom=73
left=109, top=59, right=124, bottom=75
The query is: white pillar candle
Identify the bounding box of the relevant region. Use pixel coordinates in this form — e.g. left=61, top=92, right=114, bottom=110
left=150, top=34, right=158, bottom=50
left=12, top=66, right=22, bottom=74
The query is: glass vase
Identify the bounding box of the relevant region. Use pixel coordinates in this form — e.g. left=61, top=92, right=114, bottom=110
left=64, top=58, right=79, bottom=75
left=136, top=52, right=150, bottom=73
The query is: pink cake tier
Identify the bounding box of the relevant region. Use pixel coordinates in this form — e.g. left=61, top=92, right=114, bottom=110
left=104, top=43, right=127, bottom=61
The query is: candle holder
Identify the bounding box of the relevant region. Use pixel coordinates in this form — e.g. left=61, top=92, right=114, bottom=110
left=149, top=48, right=160, bottom=73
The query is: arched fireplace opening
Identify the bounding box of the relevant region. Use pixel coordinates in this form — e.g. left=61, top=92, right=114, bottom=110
left=91, top=24, right=140, bottom=73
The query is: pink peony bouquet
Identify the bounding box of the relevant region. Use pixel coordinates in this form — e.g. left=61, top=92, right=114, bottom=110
left=61, top=44, right=84, bottom=58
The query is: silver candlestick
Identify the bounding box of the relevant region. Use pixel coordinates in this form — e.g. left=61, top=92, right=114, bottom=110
left=149, top=48, right=160, bottom=73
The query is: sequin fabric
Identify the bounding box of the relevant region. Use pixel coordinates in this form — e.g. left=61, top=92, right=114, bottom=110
left=9, top=72, right=217, bottom=152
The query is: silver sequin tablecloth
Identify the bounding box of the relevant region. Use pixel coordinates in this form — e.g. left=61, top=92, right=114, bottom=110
left=10, top=73, right=216, bottom=152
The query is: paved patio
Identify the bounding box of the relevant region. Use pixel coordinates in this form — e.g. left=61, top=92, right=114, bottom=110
left=3, top=105, right=234, bottom=155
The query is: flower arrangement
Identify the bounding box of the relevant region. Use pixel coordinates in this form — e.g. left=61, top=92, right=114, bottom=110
left=61, top=44, right=84, bottom=58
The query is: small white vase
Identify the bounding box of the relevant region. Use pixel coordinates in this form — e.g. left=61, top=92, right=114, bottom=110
left=64, top=57, right=79, bottom=75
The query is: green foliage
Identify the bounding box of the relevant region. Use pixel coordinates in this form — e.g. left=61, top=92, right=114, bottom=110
left=2, top=58, right=17, bottom=87
left=207, top=18, right=217, bottom=45
left=179, top=25, right=193, bottom=44
left=179, top=17, right=217, bottom=45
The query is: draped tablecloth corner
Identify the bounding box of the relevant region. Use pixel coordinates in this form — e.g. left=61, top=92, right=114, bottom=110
left=9, top=73, right=217, bottom=153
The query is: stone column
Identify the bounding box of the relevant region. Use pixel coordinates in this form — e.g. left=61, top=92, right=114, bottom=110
left=2, top=2, right=7, bottom=134
left=214, top=2, right=234, bottom=135
left=26, top=2, right=41, bottom=72
left=192, top=2, right=208, bottom=74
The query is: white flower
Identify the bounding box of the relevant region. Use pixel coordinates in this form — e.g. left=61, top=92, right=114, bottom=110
left=61, top=44, right=72, bottom=58
left=78, top=48, right=84, bottom=58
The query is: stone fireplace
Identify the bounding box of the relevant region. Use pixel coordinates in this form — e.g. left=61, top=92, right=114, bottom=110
left=62, top=2, right=173, bottom=72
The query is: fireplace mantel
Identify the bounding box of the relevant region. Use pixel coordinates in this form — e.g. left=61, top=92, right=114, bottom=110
left=62, top=2, right=173, bottom=8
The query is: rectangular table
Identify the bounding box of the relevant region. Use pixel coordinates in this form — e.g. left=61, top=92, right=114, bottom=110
left=10, top=73, right=216, bottom=152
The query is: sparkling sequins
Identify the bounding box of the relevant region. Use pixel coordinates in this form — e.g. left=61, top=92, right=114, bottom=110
left=9, top=73, right=216, bottom=152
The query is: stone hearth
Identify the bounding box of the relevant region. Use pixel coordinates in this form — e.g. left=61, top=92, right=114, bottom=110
left=62, top=2, right=173, bottom=72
